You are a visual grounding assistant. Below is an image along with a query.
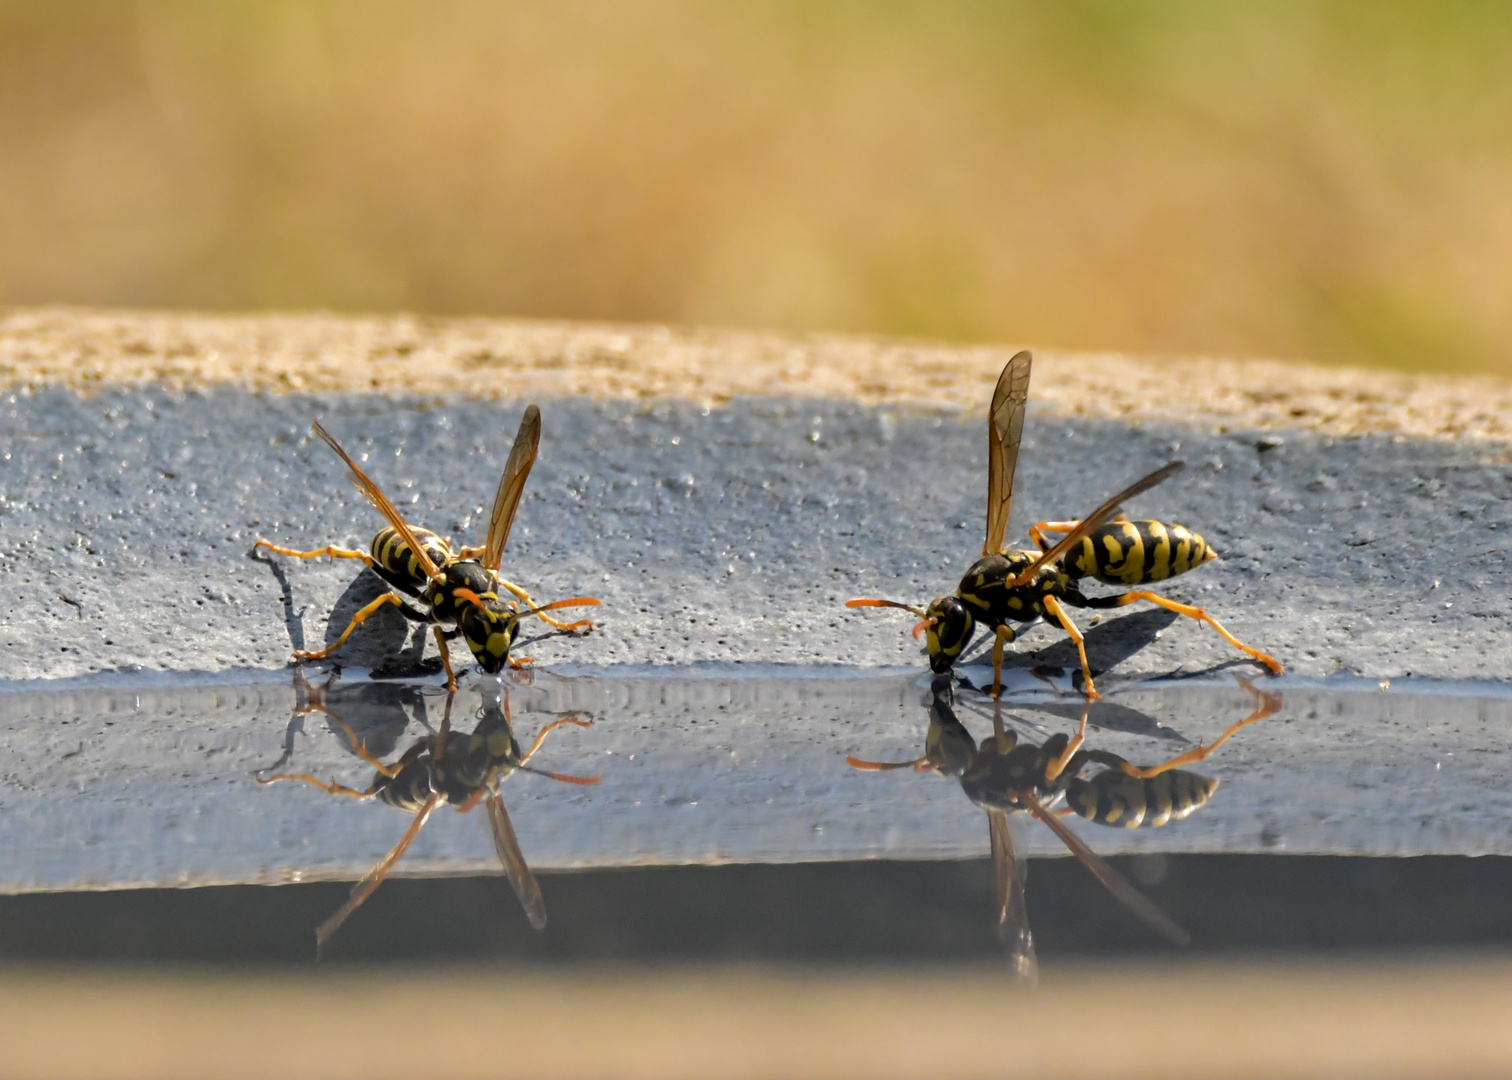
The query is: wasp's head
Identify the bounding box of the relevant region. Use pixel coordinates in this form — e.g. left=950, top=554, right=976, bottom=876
left=454, top=589, right=520, bottom=674
left=922, top=595, right=974, bottom=673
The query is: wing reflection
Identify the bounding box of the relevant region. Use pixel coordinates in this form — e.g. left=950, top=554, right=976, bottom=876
left=849, top=674, right=1280, bottom=981
left=258, top=672, right=600, bottom=954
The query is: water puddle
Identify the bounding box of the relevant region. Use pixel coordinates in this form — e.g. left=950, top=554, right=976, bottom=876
left=3, top=664, right=1511, bottom=900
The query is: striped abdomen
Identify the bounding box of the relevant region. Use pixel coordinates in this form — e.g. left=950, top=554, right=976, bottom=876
left=1065, top=520, right=1215, bottom=586
left=1066, top=768, right=1217, bottom=829
left=376, top=757, right=435, bottom=812
left=370, top=526, right=453, bottom=595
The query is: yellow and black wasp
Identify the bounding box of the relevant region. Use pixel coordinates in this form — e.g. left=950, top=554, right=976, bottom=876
left=848, top=674, right=1280, bottom=981
left=255, top=407, right=599, bottom=689
left=847, top=350, right=1283, bottom=698
left=259, top=685, right=600, bottom=952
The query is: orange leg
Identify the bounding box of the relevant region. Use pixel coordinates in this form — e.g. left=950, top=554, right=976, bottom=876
left=497, top=577, right=595, bottom=633
left=295, top=592, right=402, bottom=660
left=1043, top=594, right=1100, bottom=701
left=1103, top=591, right=1284, bottom=675
left=1029, top=517, right=1131, bottom=552
left=437, top=691, right=455, bottom=750
left=520, top=716, right=595, bottom=765
left=1119, top=675, right=1282, bottom=779
left=1043, top=697, right=1093, bottom=782
left=326, top=716, right=402, bottom=777
left=1028, top=520, right=1082, bottom=553
left=988, top=624, right=1016, bottom=698
left=254, top=540, right=373, bottom=567
left=257, top=773, right=377, bottom=798
left=432, top=625, right=458, bottom=692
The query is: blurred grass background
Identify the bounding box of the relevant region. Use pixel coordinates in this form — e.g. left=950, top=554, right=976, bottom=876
left=2, top=1, right=1510, bottom=375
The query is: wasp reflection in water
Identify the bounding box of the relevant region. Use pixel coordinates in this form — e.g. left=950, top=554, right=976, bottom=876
left=259, top=674, right=601, bottom=953
left=848, top=675, right=1280, bottom=981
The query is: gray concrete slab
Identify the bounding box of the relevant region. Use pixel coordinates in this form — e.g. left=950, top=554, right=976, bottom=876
left=1, top=669, right=1509, bottom=892
left=1, top=385, right=1508, bottom=683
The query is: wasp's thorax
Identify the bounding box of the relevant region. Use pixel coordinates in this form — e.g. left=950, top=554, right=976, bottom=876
left=424, top=559, right=499, bottom=624
left=958, top=731, right=1068, bottom=815
left=924, top=595, right=975, bottom=673
left=431, top=722, right=521, bottom=804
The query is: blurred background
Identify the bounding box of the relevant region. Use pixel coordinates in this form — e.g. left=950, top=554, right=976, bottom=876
left=2, top=0, right=1510, bottom=375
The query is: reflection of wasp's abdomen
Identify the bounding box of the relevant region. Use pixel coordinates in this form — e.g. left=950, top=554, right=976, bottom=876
left=1065, top=520, right=1215, bottom=587
left=1067, top=768, right=1218, bottom=829
left=374, top=749, right=435, bottom=812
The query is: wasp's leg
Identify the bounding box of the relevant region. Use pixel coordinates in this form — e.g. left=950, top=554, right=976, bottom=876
left=253, top=540, right=374, bottom=567
left=986, top=623, right=1018, bottom=698
left=1089, top=590, right=1284, bottom=675
left=1118, top=675, right=1283, bottom=779
left=1043, top=595, right=1100, bottom=701
left=1043, top=697, right=1093, bottom=782
left=337, top=719, right=403, bottom=777
left=295, top=592, right=403, bottom=661
left=256, top=773, right=378, bottom=798
left=1028, top=516, right=1131, bottom=553
left=496, top=577, right=595, bottom=633
left=431, top=626, right=459, bottom=692
left=519, top=715, right=596, bottom=765
left=1027, top=521, right=1081, bottom=553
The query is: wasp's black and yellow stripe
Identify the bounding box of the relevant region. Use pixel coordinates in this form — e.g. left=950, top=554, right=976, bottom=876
left=1066, top=767, right=1218, bottom=829
left=1064, top=520, right=1216, bottom=587
left=368, top=525, right=454, bottom=597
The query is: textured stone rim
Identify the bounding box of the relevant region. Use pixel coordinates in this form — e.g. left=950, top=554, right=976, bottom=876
left=5, top=305, right=1512, bottom=443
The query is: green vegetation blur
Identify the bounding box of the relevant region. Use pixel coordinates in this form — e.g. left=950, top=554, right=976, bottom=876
left=2, top=1, right=1510, bottom=374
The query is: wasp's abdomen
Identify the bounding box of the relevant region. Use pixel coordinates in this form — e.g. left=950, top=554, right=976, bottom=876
left=1066, top=769, right=1217, bottom=828
left=376, top=760, right=435, bottom=812
left=1066, top=520, right=1215, bottom=586
left=371, top=526, right=452, bottom=592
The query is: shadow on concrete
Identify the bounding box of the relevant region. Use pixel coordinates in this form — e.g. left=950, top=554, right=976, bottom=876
left=959, top=606, right=1180, bottom=691
left=1014, top=698, right=1188, bottom=743
left=247, top=547, right=307, bottom=654
left=322, top=572, right=434, bottom=676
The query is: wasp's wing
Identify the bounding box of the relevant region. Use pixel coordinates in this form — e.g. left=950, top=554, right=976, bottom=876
left=1006, top=460, right=1184, bottom=588
left=315, top=791, right=440, bottom=954
left=311, top=420, right=440, bottom=582
left=984, top=351, right=1032, bottom=557
left=987, top=807, right=1038, bottom=985
left=487, top=792, right=547, bottom=931
left=483, top=405, right=541, bottom=573
left=1019, top=789, right=1189, bottom=945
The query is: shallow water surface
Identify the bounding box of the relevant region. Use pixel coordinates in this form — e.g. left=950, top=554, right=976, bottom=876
left=1, top=665, right=1509, bottom=895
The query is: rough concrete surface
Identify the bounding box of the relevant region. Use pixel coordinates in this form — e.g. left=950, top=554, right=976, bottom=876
left=1, top=383, right=1508, bottom=683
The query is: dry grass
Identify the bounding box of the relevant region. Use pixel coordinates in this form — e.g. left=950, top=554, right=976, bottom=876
left=3, top=3, right=1512, bottom=375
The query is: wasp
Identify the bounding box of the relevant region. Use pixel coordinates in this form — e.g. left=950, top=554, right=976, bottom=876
left=847, top=350, right=1282, bottom=698
left=848, top=674, right=1280, bottom=981
left=260, top=684, right=601, bottom=952
left=255, top=407, right=599, bottom=689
